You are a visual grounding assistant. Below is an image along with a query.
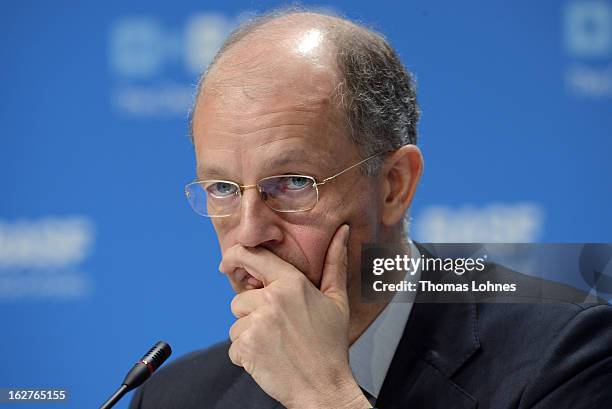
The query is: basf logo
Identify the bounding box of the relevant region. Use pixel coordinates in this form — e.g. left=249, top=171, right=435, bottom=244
left=0, top=217, right=94, bottom=300
left=414, top=203, right=545, bottom=243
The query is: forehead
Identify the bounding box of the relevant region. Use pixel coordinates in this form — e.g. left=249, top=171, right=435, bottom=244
left=193, top=92, right=343, bottom=180
left=191, top=42, right=355, bottom=181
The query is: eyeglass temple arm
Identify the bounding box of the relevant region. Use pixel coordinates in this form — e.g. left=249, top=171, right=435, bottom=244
left=317, top=153, right=381, bottom=186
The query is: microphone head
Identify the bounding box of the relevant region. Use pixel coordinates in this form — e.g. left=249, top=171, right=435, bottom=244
left=122, top=341, right=172, bottom=391
left=141, top=341, right=172, bottom=372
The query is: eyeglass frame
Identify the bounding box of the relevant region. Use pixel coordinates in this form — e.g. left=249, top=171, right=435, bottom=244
left=184, top=151, right=387, bottom=218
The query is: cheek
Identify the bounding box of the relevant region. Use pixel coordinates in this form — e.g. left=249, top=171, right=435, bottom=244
left=289, top=224, right=332, bottom=286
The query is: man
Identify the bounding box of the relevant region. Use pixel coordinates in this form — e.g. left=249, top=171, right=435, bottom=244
left=130, top=10, right=612, bottom=409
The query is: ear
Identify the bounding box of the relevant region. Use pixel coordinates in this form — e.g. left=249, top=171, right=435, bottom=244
left=379, top=145, right=424, bottom=226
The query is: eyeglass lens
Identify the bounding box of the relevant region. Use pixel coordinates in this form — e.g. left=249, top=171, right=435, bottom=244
left=186, top=175, right=318, bottom=217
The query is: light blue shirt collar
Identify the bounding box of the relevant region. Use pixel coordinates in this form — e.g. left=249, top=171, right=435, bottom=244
left=348, top=240, right=421, bottom=400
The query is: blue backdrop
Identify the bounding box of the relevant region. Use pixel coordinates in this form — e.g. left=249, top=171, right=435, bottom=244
left=1, top=1, right=611, bottom=407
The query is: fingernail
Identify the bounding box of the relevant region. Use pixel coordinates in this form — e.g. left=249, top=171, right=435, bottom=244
left=343, top=224, right=350, bottom=246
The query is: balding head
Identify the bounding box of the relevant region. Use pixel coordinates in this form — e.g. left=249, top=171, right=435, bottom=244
left=204, top=12, right=342, bottom=84
left=198, top=13, right=341, bottom=137
left=192, top=10, right=419, bottom=177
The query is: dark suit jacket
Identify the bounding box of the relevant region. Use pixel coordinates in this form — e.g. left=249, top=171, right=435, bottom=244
left=130, top=261, right=612, bottom=408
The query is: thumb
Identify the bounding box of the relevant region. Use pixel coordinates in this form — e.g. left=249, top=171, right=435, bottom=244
left=320, top=224, right=350, bottom=305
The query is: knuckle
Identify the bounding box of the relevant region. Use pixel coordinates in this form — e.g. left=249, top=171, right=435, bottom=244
left=238, top=330, right=255, bottom=353
left=235, top=245, right=249, bottom=260
left=243, top=359, right=255, bottom=375
left=294, top=274, right=313, bottom=297
left=265, top=303, right=281, bottom=322
left=324, top=258, right=341, bottom=269
left=249, top=308, right=262, bottom=324
left=264, top=287, right=282, bottom=304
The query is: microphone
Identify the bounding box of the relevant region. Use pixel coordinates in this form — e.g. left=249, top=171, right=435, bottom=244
left=100, top=341, right=172, bottom=409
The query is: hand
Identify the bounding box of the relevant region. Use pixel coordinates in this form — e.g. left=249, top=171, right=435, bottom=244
left=220, top=224, right=370, bottom=409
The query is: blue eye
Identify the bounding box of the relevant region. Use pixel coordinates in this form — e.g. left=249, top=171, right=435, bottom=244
left=207, top=182, right=238, bottom=198
left=286, top=176, right=311, bottom=190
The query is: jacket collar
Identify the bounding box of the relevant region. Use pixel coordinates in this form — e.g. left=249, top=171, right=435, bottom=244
left=375, top=242, right=481, bottom=408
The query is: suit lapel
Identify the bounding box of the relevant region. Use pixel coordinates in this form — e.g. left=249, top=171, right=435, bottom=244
left=376, top=302, right=479, bottom=408
left=376, top=243, right=481, bottom=408
left=215, top=371, right=284, bottom=409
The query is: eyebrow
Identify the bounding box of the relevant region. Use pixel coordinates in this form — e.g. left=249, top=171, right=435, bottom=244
left=196, top=149, right=330, bottom=181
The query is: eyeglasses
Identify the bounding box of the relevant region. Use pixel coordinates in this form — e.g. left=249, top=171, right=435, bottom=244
left=184, top=152, right=384, bottom=218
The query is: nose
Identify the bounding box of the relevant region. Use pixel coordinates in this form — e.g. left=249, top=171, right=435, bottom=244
left=235, top=188, right=283, bottom=248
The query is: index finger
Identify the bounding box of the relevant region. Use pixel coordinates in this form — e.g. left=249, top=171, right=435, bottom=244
left=230, top=287, right=266, bottom=318
left=219, top=245, right=300, bottom=286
